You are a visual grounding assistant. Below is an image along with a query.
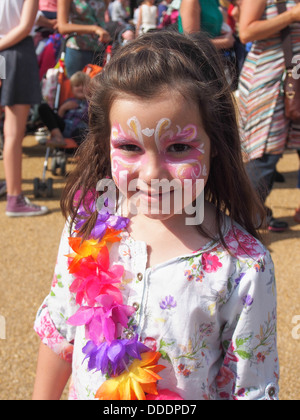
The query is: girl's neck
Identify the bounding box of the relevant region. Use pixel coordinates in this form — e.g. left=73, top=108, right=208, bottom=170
left=125, top=201, right=218, bottom=268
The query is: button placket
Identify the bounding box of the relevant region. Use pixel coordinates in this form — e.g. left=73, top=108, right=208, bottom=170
left=136, top=267, right=152, bottom=336
left=127, top=240, right=147, bottom=336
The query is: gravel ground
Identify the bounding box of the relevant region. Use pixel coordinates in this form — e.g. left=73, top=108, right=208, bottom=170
left=0, top=136, right=299, bottom=400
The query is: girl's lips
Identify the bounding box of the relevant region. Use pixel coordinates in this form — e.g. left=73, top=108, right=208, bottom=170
left=134, top=189, right=176, bottom=207
left=137, top=189, right=176, bottom=197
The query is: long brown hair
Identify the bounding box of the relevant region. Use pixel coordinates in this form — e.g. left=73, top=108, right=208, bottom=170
left=61, top=31, right=265, bottom=245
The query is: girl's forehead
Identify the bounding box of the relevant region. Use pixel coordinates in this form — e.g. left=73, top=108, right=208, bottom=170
left=109, top=91, right=202, bottom=127
left=111, top=117, right=200, bottom=144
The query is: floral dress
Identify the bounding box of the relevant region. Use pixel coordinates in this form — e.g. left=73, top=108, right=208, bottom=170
left=34, top=215, right=279, bottom=400
left=66, top=0, right=106, bottom=51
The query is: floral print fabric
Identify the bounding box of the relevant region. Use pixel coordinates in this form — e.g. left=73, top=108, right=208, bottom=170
left=34, top=216, right=279, bottom=400
left=66, top=0, right=106, bottom=51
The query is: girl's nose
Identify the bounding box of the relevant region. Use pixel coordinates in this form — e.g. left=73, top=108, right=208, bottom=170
left=140, top=153, right=165, bottom=185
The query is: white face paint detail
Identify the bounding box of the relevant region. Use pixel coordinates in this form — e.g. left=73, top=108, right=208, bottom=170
left=141, top=128, right=155, bottom=137
left=126, top=116, right=145, bottom=145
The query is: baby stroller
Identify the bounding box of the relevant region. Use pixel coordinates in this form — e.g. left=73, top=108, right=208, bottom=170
left=33, top=34, right=102, bottom=198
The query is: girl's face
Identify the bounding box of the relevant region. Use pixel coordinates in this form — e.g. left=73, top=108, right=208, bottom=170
left=72, top=84, right=86, bottom=100
left=109, top=90, right=211, bottom=220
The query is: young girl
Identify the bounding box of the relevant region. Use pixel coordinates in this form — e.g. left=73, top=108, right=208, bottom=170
left=33, top=31, right=279, bottom=400
left=39, top=71, right=90, bottom=147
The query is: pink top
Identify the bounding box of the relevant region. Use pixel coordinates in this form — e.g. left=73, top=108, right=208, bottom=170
left=39, top=0, right=57, bottom=12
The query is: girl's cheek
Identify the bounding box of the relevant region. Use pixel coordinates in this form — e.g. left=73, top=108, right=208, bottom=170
left=111, top=150, right=142, bottom=192
left=163, top=142, right=209, bottom=181
left=164, top=156, right=209, bottom=182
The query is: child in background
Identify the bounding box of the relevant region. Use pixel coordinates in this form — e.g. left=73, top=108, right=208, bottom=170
left=33, top=31, right=279, bottom=400
left=136, top=0, right=158, bottom=36
left=39, top=71, right=90, bottom=147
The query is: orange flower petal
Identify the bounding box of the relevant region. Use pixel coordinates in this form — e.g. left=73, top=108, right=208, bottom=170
left=140, top=351, right=162, bottom=367
left=130, top=367, right=158, bottom=384
left=141, top=382, right=159, bottom=396
left=95, top=379, right=120, bottom=400
left=95, top=351, right=165, bottom=401
left=67, top=229, right=123, bottom=273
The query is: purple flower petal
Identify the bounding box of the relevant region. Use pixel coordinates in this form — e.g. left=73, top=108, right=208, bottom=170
left=81, top=335, right=149, bottom=376
left=108, top=215, right=130, bottom=230
left=90, top=223, right=107, bottom=240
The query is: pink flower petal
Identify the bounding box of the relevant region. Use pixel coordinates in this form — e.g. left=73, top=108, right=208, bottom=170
left=67, top=307, right=95, bottom=326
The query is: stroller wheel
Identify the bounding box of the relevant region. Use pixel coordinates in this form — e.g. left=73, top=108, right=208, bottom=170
left=33, top=177, right=41, bottom=198
left=46, top=178, right=53, bottom=198
left=51, top=151, right=66, bottom=176
left=33, top=177, right=53, bottom=198
left=51, top=155, right=58, bottom=176
left=59, top=156, right=67, bottom=176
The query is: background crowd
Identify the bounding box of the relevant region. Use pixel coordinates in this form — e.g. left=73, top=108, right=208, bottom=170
left=0, top=0, right=299, bottom=226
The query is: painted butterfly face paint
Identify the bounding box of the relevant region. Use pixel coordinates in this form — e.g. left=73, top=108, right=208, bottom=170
left=110, top=122, right=143, bottom=188
left=156, top=120, right=208, bottom=182
left=109, top=91, right=211, bottom=219
left=111, top=118, right=208, bottom=183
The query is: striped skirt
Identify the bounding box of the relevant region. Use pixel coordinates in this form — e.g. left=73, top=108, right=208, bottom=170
left=238, top=0, right=300, bottom=160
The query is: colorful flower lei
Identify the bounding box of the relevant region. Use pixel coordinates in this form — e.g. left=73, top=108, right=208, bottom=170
left=66, top=193, right=182, bottom=400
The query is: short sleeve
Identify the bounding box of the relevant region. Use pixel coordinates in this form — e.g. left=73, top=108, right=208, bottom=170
left=34, top=222, right=78, bottom=362
left=217, top=250, right=279, bottom=400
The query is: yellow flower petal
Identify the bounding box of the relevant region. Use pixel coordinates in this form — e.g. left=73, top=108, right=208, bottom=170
left=67, top=229, right=122, bottom=273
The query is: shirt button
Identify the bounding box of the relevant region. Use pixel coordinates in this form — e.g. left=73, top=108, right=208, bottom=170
left=137, top=273, right=143, bottom=281
left=133, top=302, right=140, bottom=311
left=124, top=330, right=134, bottom=339
left=268, top=387, right=276, bottom=398
left=265, top=383, right=278, bottom=400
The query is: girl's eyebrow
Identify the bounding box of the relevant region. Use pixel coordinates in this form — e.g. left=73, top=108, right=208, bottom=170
left=163, top=136, right=204, bottom=144
left=111, top=137, right=142, bottom=146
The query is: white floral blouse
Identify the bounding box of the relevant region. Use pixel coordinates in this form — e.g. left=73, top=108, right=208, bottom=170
left=34, top=216, right=279, bottom=400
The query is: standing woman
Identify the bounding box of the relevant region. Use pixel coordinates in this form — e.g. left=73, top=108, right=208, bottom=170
left=179, top=0, right=235, bottom=50
left=57, top=0, right=111, bottom=78
left=0, top=0, right=48, bottom=217
left=238, top=0, right=300, bottom=231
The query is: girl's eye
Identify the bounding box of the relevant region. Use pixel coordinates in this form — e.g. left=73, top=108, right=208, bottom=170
left=119, top=144, right=142, bottom=152
left=167, top=144, right=191, bottom=153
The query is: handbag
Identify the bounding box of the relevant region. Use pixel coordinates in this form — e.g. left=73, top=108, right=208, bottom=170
left=277, top=0, right=300, bottom=123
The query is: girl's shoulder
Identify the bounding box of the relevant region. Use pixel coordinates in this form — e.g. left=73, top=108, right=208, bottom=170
left=214, top=216, right=270, bottom=264
left=189, top=215, right=270, bottom=264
